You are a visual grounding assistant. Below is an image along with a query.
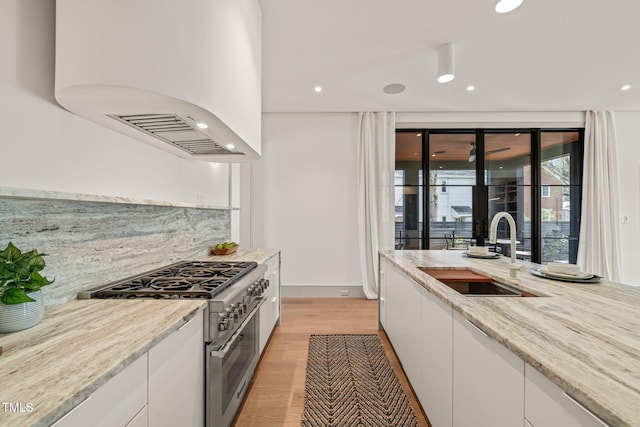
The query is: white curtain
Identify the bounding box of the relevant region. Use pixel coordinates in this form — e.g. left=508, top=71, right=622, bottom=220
left=357, top=112, right=395, bottom=299
left=577, top=111, right=623, bottom=282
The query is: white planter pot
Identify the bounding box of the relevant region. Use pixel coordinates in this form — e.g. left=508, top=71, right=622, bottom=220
left=0, top=290, right=45, bottom=333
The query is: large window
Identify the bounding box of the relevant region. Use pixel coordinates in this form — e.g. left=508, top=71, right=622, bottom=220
left=395, top=129, right=583, bottom=264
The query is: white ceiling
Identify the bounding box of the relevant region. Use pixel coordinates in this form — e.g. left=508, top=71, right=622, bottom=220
left=260, top=0, right=640, bottom=113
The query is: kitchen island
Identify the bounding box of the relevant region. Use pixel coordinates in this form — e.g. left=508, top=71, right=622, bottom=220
left=380, top=250, right=640, bottom=427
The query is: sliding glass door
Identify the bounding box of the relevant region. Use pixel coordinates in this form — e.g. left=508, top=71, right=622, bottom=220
left=428, top=132, right=476, bottom=250
left=485, top=132, right=532, bottom=260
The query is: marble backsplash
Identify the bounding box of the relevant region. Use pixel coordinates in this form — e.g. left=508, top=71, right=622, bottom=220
left=0, top=196, right=229, bottom=307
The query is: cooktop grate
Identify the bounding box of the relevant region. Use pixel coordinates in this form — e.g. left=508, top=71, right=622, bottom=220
left=84, top=260, right=258, bottom=300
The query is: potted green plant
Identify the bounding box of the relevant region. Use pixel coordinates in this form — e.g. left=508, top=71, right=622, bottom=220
left=0, top=242, right=54, bottom=333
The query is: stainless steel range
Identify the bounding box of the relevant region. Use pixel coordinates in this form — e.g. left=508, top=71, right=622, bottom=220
left=79, top=260, right=269, bottom=427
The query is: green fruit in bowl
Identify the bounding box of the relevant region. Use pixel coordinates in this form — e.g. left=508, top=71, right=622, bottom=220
left=213, top=242, right=238, bottom=252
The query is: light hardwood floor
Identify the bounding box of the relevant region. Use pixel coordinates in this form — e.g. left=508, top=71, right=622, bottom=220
left=232, top=298, right=431, bottom=427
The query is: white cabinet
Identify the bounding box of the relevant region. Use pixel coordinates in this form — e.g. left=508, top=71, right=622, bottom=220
left=148, top=309, right=204, bottom=427
left=125, top=406, right=148, bottom=427
left=383, top=259, right=422, bottom=384
left=259, top=253, right=281, bottom=354
left=51, top=354, right=147, bottom=427
left=453, top=310, right=524, bottom=427
left=525, top=363, right=610, bottom=427
left=419, top=287, right=453, bottom=427
left=379, top=256, right=388, bottom=329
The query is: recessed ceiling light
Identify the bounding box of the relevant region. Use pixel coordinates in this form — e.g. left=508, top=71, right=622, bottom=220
left=196, top=122, right=208, bottom=129
left=514, top=133, right=521, bottom=136
left=439, top=166, right=443, bottom=169
left=431, top=154, right=436, bottom=157
left=383, top=83, right=406, bottom=94
left=416, top=133, right=422, bottom=137
left=314, top=86, right=323, bottom=93
left=495, top=0, right=524, bottom=14
left=226, top=144, right=235, bottom=150
left=621, top=85, right=632, bottom=91
left=499, top=166, right=504, bottom=169
left=466, top=85, right=475, bottom=92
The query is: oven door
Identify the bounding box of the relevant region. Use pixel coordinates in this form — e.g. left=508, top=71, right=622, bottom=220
left=206, top=302, right=262, bottom=427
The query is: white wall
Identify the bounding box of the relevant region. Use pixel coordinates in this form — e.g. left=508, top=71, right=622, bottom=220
left=0, top=0, right=229, bottom=207
left=614, top=111, right=640, bottom=285
left=257, top=113, right=363, bottom=296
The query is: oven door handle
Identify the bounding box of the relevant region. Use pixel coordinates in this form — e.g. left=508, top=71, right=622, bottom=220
left=210, top=297, right=264, bottom=358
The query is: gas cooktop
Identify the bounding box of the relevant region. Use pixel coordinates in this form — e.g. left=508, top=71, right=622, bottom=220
left=79, top=260, right=258, bottom=300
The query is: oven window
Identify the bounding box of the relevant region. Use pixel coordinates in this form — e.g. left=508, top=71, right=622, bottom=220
left=222, top=315, right=257, bottom=411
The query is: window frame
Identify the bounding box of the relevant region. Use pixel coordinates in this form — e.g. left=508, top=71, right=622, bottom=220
left=395, top=128, right=584, bottom=264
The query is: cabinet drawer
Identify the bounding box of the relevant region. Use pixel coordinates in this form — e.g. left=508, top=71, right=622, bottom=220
left=52, top=354, right=147, bottom=427
left=525, top=363, right=610, bottom=427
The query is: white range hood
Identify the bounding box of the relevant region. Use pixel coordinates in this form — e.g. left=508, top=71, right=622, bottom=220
left=55, top=0, right=262, bottom=162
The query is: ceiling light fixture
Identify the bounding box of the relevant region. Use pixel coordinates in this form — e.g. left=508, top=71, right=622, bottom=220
left=621, top=85, right=632, bottom=91
left=196, top=122, right=208, bottom=129
left=466, top=85, right=475, bottom=92
left=495, top=0, right=523, bottom=13
left=436, top=43, right=455, bottom=83
left=226, top=144, right=235, bottom=150
left=416, top=133, right=422, bottom=137
left=314, top=86, right=323, bottom=93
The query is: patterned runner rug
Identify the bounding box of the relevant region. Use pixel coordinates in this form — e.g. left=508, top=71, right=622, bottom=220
left=301, top=334, right=419, bottom=427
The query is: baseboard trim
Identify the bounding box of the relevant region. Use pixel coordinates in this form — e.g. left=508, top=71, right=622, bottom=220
left=282, top=284, right=366, bottom=298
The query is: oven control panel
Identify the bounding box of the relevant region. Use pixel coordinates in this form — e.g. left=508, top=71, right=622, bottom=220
left=215, top=279, right=270, bottom=335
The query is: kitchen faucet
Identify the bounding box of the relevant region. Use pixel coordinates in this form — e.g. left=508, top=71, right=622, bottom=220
left=489, top=211, right=521, bottom=278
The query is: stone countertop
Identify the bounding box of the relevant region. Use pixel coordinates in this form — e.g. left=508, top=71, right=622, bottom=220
left=0, top=299, right=206, bottom=427
left=204, top=247, right=279, bottom=264
left=380, top=250, right=640, bottom=427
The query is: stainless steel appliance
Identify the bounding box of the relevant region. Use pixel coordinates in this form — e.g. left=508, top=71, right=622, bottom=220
left=79, top=260, right=269, bottom=427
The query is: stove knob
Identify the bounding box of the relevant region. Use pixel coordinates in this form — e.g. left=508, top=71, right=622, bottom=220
left=230, top=305, right=240, bottom=321
left=218, top=313, right=229, bottom=331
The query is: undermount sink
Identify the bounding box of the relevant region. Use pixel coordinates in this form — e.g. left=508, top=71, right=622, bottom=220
left=419, top=268, right=539, bottom=297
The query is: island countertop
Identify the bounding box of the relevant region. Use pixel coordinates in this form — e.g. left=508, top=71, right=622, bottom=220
left=380, top=250, right=640, bottom=427
left=0, top=299, right=206, bottom=427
